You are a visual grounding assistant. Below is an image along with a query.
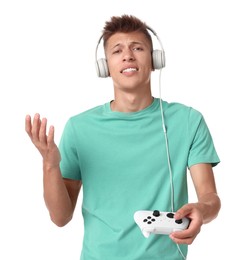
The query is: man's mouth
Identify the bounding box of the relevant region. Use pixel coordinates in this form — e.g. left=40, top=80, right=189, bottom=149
left=121, top=67, right=138, bottom=73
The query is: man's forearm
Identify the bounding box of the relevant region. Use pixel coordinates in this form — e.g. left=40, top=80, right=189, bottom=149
left=43, top=164, right=73, bottom=227
left=197, top=192, right=221, bottom=224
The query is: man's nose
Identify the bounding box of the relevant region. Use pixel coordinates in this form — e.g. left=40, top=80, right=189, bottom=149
left=123, top=49, right=135, bottom=62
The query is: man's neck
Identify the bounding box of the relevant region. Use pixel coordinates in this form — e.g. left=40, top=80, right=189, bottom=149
left=110, top=90, right=153, bottom=113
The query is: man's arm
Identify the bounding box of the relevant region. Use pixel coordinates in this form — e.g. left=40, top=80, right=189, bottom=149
left=25, top=114, right=81, bottom=227
left=189, top=163, right=221, bottom=223
left=170, top=163, right=221, bottom=244
left=43, top=164, right=81, bottom=227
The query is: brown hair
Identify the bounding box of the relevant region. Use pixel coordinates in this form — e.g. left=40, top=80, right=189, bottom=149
left=102, top=14, right=153, bottom=51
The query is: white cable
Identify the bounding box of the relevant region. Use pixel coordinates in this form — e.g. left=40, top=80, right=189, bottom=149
left=158, top=68, right=186, bottom=260
left=158, top=68, right=174, bottom=213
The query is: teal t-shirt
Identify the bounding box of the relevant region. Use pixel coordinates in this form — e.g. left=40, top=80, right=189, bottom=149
left=59, top=98, right=220, bottom=260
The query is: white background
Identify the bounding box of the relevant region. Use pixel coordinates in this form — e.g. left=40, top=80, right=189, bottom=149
left=1, top=0, right=245, bottom=259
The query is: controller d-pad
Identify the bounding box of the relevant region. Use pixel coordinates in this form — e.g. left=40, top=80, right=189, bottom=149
left=143, top=216, right=156, bottom=224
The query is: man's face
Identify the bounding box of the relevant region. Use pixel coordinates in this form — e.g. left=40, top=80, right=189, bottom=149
left=105, top=31, right=153, bottom=92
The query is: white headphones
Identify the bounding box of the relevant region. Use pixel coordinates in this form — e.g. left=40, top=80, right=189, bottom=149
left=95, top=26, right=166, bottom=78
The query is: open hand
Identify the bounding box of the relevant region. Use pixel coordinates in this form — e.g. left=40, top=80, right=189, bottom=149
left=25, top=113, right=61, bottom=168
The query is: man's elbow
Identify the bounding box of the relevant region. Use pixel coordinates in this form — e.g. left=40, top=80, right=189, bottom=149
left=50, top=213, right=73, bottom=227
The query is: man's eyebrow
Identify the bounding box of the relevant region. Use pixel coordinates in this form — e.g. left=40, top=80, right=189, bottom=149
left=110, top=41, right=145, bottom=50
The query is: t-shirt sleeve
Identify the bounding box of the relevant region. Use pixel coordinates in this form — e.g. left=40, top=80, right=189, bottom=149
left=187, top=109, right=220, bottom=168
left=58, top=119, right=82, bottom=180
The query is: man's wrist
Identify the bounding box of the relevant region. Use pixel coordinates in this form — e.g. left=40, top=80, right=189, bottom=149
left=43, top=161, right=60, bottom=171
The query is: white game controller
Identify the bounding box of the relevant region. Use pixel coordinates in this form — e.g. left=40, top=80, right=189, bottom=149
left=134, top=210, right=190, bottom=238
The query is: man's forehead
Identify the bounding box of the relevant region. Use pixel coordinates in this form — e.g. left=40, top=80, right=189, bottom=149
left=105, top=32, right=151, bottom=49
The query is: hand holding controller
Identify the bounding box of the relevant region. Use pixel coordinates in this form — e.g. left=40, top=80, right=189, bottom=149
left=134, top=210, right=190, bottom=238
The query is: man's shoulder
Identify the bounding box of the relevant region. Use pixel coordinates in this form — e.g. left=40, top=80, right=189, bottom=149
left=164, top=100, right=197, bottom=113
left=70, top=103, right=107, bottom=121
left=163, top=100, right=203, bottom=122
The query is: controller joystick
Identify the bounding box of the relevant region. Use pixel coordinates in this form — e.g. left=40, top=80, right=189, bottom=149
left=153, top=210, right=160, bottom=217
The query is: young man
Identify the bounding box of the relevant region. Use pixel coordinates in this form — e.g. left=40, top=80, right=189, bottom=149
left=25, top=15, right=221, bottom=260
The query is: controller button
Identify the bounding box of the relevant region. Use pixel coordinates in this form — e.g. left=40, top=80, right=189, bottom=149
left=151, top=219, right=155, bottom=222
left=147, top=221, right=152, bottom=224
left=147, top=216, right=152, bottom=219
left=166, top=213, right=174, bottom=218
left=143, top=219, right=148, bottom=222
left=153, top=210, right=160, bottom=217
left=175, top=219, right=183, bottom=224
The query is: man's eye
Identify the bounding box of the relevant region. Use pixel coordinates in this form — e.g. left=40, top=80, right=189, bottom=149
left=133, top=47, right=143, bottom=51
left=113, top=50, right=121, bottom=54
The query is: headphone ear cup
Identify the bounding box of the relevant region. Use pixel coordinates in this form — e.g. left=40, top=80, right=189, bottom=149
left=95, top=58, right=109, bottom=78
left=152, top=49, right=165, bottom=70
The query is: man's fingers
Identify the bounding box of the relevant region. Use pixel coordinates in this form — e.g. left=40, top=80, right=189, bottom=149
left=25, top=113, right=49, bottom=146
left=31, top=113, right=41, bottom=143
left=25, top=114, right=32, bottom=137
left=39, top=117, right=48, bottom=144
left=47, top=125, right=55, bottom=146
